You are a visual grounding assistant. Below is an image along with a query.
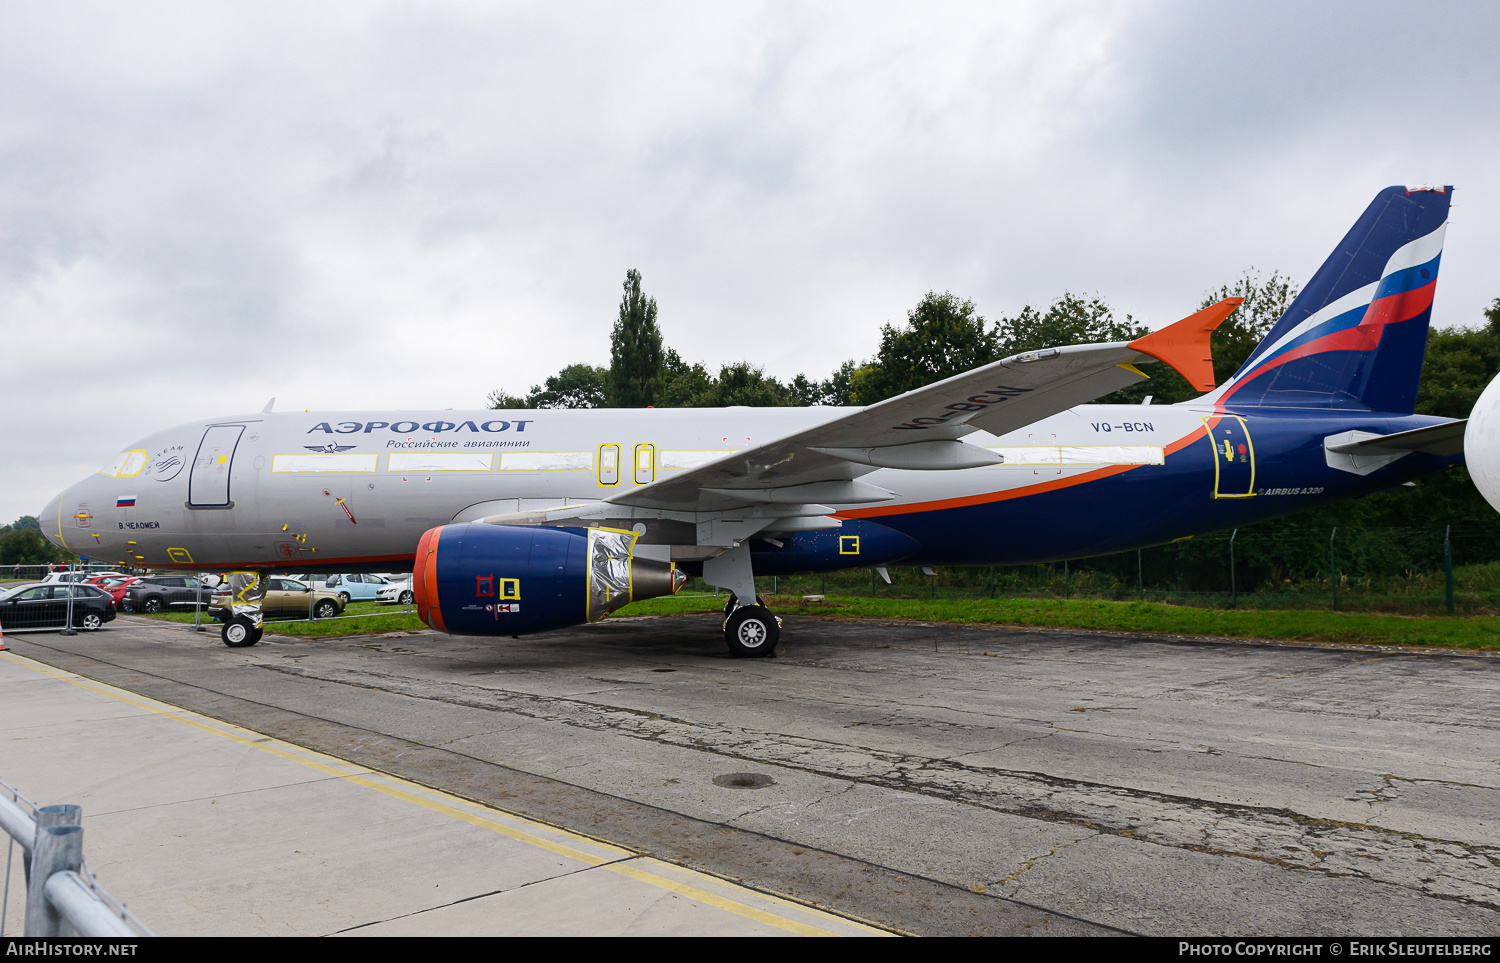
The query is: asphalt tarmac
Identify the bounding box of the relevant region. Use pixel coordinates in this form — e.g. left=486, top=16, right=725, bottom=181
left=5, top=611, right=1498, bottom=936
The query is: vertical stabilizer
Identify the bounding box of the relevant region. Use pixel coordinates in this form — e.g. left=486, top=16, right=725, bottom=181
left=1206, top=186, right=1451, bottom=413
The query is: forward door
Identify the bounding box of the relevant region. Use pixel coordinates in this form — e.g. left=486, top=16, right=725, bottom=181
left=188, top=425, right=245, bottom=508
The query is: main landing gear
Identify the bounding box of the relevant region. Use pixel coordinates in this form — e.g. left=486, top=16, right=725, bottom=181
left=722, top=597, right=780, bottom=658
left=704, top=544, right=780, bottom=658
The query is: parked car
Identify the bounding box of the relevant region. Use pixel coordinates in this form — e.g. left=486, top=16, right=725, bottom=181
left=42, top=570, right=123, bottom=584
left=321, top=573, right=398, bottom=602
left=0, top=583, right=117, bottom=631
left=207, top=577, right=345, bottom=621
left=125, top=575, right=216, bottom=614
left=84, top=574, right=141, bottom=607
left=375, top=576, right=415, bottom=605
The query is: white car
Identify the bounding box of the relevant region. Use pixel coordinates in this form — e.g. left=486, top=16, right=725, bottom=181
left=375, top=577, right=415, bottom=605
left=41, top=570, right=124, bottom=584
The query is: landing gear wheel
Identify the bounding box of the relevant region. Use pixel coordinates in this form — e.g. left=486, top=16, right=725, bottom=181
left=222, top=616, right=263, bottom=648
left=725, top=604, right=779, bottom=658
left=314, top=599, right=339, bottom=619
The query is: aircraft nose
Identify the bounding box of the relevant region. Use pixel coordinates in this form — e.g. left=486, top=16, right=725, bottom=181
left=39, top=490, right=64, bottom=550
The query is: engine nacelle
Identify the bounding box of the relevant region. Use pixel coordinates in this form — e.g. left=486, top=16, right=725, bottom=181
left=1468, top=370, right=1500, bottom=515
left=412, top=523, right=686, bottom=637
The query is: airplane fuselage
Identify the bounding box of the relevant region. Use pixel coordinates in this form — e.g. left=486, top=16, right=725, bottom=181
left=42, top=403, right=1459, bottom=574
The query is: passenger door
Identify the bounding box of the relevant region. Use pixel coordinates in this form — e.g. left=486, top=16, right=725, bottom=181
left=188, top=425, right=245, bottom=508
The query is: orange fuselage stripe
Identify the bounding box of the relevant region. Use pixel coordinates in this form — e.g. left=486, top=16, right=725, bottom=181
left=838, top=424, right=1209, bottom=520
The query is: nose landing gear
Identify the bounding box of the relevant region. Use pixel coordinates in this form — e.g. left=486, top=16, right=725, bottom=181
left=222, top=616, right=263, bottom=648
left=220, top=570, right=266, bottom=648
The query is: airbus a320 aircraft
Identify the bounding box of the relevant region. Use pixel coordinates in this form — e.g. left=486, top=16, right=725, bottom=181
left=41, top=186, right=1464, bottom=656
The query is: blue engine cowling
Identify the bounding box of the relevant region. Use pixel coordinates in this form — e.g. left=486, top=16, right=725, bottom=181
left=413, top=523, right=684, bottom=637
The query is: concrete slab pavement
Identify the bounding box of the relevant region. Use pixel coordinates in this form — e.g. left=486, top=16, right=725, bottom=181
left=0, top=650, right=889, bottom=937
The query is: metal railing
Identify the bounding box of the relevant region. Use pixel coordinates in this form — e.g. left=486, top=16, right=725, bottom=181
left=1, top=779, right=152, bottom=937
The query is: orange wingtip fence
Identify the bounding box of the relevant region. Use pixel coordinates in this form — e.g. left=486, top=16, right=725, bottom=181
left=1128, top=297, right=1244, bottom=392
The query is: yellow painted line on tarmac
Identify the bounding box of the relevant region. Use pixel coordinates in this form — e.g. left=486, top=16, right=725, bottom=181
left=1, top=651, right=891, bottom=936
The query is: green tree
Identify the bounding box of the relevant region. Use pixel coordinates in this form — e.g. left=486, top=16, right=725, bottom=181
left=487, top=363, right=611, bottom=409
left=704, top=363, right=796, bottom=407
left=1202, top=269, right=1298, bottom=385
left=995, top=292, right=1145, bottom=357
left=10, top=516, right=42, bottom=533
left=484, top=389, right=528, bottom=409
left=1101, top=270, right=1299, bottom=405
left=658, top=349, right=716, bottom=407
left=0, top=524, right=70, bottom=566
left=609, top=269, right=663, bottom=407
left=531, top=364, right=610, bottom=409
left=850, top=292, right=1000, bottom=404
left=818, top=360, right=859, bottom=406
left=660, top=361, right=798, bottom=407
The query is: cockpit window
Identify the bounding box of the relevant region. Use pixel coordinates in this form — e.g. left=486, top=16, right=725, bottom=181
left=99, top=450, right=149, bottom=478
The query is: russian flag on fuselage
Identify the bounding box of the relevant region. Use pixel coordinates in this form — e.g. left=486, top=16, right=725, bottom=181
left=1208, top=186, right=1451, bottom=414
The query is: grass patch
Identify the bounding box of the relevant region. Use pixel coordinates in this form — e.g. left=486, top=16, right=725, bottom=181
left=130, top=592, right=1500, bottom=650
left=133, top=600, right=427, bottom=637
left=628, top=593, right=1500, bottom=650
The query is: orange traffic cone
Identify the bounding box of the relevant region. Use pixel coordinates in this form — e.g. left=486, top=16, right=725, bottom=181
left=0, top=618, right=7, bottom=651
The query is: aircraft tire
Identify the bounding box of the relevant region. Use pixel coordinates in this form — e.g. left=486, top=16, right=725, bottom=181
left=724, top=605, right=779, bottom=658
left=222, top=617, right=262, bottom=648
left=720, top=594, right=766, bottom=620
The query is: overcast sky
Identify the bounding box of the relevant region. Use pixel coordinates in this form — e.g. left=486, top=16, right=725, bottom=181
left=3, top=0, right=1498, bottom=524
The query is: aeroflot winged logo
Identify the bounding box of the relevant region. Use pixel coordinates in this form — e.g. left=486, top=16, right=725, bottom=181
left=894, top=384, right=1033, bottom=430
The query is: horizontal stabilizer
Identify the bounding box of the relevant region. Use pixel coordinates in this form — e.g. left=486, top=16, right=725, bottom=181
left=1324, top=420, right=1465, bottom=456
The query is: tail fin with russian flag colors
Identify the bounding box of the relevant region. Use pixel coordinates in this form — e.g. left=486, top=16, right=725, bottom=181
left=1207, top=185, right=1451, bottom=413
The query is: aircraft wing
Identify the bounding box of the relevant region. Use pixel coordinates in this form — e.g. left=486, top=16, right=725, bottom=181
left=607, top=342, right=1146, bottom=513
left=603, top=298, right=1245, bottom=515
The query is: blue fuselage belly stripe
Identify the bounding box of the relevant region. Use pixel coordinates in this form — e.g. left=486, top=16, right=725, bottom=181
left=750, top=411, right=1458, bottom=572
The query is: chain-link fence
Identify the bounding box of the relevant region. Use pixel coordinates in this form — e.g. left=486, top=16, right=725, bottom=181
left=0, top=563, right=148, bottom=583
left=716, top=524, right=1500, bottom=616
left=12, top=527, right=1499, bottom=616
